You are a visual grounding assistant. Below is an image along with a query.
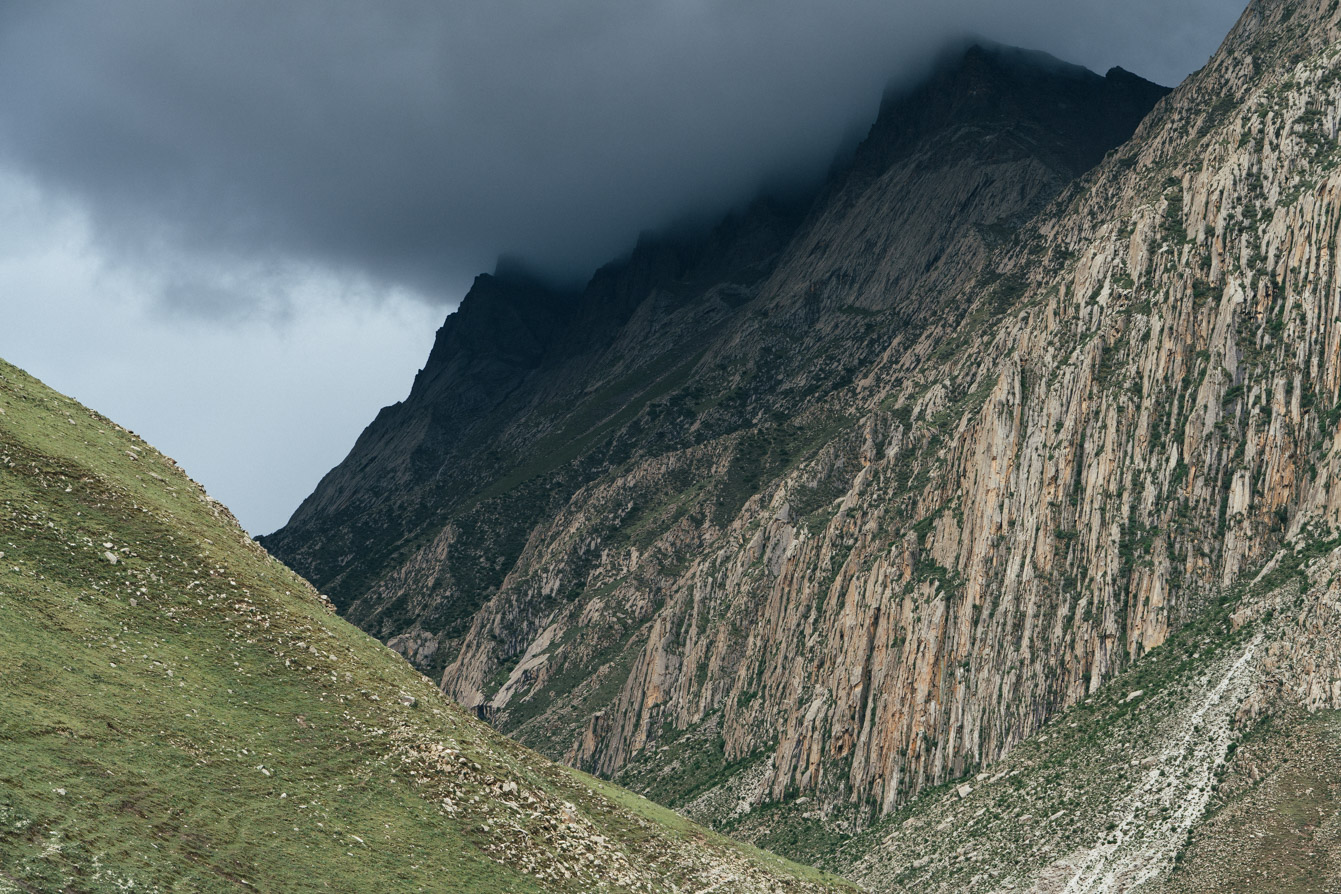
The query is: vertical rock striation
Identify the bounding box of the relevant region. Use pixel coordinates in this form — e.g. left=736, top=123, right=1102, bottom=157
left=265, top=0, right=1341, bottom=824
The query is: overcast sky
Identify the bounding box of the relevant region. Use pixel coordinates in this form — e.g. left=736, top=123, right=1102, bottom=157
left=0, top=0, right=1247, bottom=535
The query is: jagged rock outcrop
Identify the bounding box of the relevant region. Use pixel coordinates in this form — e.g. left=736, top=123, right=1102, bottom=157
left=266, top=0, right=1341, bottom=829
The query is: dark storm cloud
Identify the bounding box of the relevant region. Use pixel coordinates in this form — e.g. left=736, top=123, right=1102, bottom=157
left=0, top=0, right=1247, bottom=311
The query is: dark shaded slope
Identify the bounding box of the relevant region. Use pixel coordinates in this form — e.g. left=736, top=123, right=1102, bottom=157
left=262, top=46, right=1168, bottom=688
left=854, top=45, right=1170, bottom=181
left=261, top=196, right=808, bottom=675
left=262, top=3, right=1341, bottom=880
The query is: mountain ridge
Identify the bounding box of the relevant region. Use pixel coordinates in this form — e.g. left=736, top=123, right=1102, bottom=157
left=261, top=37, right=1185, bottom=818
left=11, top=2, right=1341, bottom=890
left=262, top=40, right=1169, bottom=682
left=266, top=2, right=1341, bottom=880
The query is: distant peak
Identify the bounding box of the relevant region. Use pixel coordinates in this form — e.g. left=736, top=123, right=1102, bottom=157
left=856, top=38, right=1171, bottom=180
left=483, top=256, right=588, bottom=296
left=925, top=41, right=1164, bottom=95
left=491, top=255, right=549, bottom=286
left=955, top=41, right=1095, bottom=80
left=1105, top=65, right=1166, bottom=89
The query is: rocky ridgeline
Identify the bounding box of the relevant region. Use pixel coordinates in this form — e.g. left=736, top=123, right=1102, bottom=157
left=512, top=0, right=1341, bottom=819
left=695, top=0, right=1341, bottom=813
left=267, top=0, right=1341, bottom=844
left=444, top=48, right=1173, bottom=808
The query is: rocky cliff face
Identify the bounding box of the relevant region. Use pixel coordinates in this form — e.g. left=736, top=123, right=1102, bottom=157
left=265, top=0, right=1341, bottom=832
left=814, top=530, right=1341, bottom=892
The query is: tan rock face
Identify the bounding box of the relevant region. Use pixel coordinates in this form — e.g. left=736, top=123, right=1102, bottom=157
left=286, top=0, right=1341, bottom=826
left=814, top=539, right=1341, bottom=893
left=455, top=3, right=1341, bottom=819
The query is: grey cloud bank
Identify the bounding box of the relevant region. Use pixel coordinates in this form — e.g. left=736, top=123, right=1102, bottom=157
left=0, top=0, right=1248, bottom=532
left=0, top=0, right=1245, bottom=309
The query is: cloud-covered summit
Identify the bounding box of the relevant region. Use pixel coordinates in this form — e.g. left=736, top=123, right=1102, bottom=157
left=0, top=1, right=1244, bottom=315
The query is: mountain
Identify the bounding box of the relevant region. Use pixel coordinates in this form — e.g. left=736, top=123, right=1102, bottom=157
left=265, top=0, right=1341, bottom=887
left=263, top=39, right=1172, bottom=799
left=260, top=42, right=1169, bottom=687
left=0, top=357, right=854, bottom=892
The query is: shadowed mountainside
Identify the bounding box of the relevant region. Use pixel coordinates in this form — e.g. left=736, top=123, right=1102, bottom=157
left=266, top=6, right=1341, bottom=886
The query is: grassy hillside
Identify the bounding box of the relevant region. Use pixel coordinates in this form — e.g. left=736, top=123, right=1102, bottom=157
left=0, top=358, right=854, bottom=893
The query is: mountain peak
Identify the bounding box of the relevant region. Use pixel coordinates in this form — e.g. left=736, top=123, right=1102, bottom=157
left=956, top=41, right=1096, bottom=80
left=851, top=41, right=1169, bottom=179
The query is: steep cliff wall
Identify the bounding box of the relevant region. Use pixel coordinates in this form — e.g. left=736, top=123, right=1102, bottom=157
left=267, top=0, right=1341, bottom=825
left=579, top=0, right=1341, bottom=816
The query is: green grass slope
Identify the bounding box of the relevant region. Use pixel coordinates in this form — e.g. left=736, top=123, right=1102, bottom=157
left=0, top=359, right=855, bottom=894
